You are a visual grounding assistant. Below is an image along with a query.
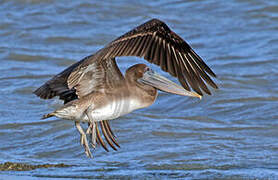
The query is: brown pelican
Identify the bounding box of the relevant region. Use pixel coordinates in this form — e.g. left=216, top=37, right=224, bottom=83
left=34, top=19, right=218, bottom=157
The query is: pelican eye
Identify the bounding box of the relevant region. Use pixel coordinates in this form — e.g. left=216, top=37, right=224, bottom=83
left=144, top=67, right=153, bottom=73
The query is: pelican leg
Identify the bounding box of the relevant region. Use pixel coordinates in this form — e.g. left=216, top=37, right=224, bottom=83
left=85, top=110, right=97, bottom=149
left=86, top=122, right=97, bottom=149
left=86, top=123, right=91, bottom=134
left=75, top=121, right=92, bottom=158
left=84, top=110, right=111, bottom=152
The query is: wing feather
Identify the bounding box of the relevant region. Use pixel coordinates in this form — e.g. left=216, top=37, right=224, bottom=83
left=159, top=39, right=167, bottom=72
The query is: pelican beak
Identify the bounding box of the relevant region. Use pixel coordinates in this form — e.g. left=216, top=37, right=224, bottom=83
left=138, top=70, right=202, bottom=99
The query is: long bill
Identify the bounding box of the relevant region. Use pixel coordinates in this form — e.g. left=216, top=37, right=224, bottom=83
left=138, top=70, right=202, bottom=99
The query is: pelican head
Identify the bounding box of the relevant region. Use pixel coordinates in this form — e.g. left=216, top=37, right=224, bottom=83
left=126, top=64, right=202, bottom=99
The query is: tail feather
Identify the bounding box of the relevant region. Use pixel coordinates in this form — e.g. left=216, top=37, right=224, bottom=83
left=41, top=112, right=55, bottom=119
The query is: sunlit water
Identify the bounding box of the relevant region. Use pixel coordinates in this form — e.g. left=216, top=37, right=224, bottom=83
left=0, top=0, right=278, bottom=179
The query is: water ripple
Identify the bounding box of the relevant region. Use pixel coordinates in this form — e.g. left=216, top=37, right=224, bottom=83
left=0, top=0, right=277, bottom=179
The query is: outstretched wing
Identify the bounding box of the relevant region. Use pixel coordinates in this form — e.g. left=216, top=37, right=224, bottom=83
left=68, top=57, right=124, bottom=98
left=33, top=55, right=91, bottom=103
left=69, top=18, right=218, bottom=95
left=105, top=18, right=218, bottom=95
left=34, top=57, right=124, bottom=102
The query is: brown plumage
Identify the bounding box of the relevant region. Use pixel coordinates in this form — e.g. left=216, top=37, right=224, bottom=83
left=34, top=19, right=218, bottom=158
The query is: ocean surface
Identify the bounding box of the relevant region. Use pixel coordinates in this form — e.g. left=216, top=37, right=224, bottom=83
left=0, top=0, right=278, bottom=179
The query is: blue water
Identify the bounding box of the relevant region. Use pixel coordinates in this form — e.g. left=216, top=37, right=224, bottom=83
left=0, top=0, right=278, bottom=179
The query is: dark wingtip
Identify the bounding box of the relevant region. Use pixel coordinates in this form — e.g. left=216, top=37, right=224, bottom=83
left=207, top=68, right=217, bottom=78
left=205, top=90, right=212, bottom=96
left=33, top=87, right=41, bottom=96
left=33, top=83, right=56, bottom=99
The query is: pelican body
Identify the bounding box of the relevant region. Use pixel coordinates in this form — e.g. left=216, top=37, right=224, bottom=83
left=46, top=64, right=158, bottom=122
left=34, top=19, right=218, bottom=157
